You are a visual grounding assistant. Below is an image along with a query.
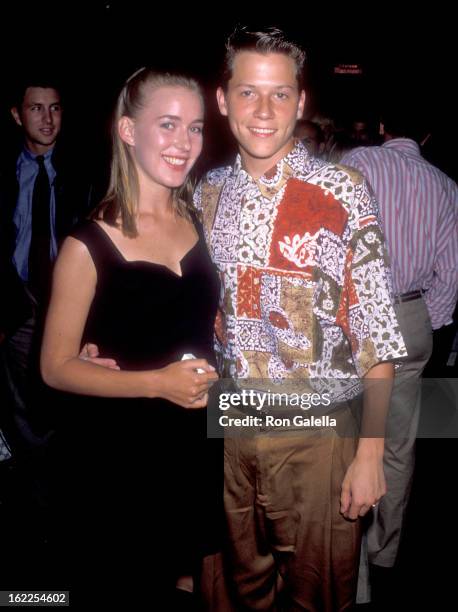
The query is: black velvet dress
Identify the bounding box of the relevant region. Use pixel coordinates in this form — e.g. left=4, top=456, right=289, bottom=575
left=51, top=218, right=223, bottom=603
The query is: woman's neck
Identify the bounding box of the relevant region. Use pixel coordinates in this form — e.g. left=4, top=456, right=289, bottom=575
left=137, top=185, right=175, bottom=220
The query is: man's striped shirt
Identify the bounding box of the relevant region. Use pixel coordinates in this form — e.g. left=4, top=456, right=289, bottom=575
left=342, top=139, right=458, bottom=329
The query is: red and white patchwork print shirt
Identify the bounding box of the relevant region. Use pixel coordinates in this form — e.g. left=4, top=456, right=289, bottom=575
left=194, top=142, right=406, bottom=387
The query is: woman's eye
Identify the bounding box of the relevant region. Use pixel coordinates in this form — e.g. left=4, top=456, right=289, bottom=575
left=190, top=126, right=203, bottom=134
left=160, top=122, right=174, bottom=130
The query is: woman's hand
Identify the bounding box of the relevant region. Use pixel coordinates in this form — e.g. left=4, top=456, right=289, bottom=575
left=153, top=359, right=218, bottom=408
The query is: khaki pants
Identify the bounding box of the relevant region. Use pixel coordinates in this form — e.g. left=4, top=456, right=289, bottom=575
left=222, top=405, right=361, bottom=611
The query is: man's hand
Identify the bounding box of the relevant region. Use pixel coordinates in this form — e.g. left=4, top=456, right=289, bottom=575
left=340, top=442, right=386, bottom=520
left=340, top=362, right=393, bottom=519
left=79, top=343, right=120, bottom=370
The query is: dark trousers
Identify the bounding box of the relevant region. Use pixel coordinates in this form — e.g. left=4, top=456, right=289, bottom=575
left=1, top=313, right=45, bottom=449
left=0, top=294, right=56, bottom=585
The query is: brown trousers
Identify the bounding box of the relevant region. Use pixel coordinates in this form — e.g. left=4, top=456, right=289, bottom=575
left=211, top=405, right=361, bottom=611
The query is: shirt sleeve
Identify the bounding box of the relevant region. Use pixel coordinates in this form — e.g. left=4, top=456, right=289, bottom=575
left=423, top=183, right=458, bottom=329
left=342, top=179, right=407, bottom=377
left=193, top=176, right=223, bottom=365
left=193, top=179, right=203, bottom=212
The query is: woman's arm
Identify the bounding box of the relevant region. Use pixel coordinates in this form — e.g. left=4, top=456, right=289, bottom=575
left=41, top=237, right=216, bottom=408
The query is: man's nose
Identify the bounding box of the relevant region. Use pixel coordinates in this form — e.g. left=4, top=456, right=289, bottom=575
left=254, top=95, right=274, bottom=120
left=42, top=108, right=53, bottom=124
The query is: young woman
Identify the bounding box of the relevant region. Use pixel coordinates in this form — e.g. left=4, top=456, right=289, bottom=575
left=41, top=68, right=222, bottom=607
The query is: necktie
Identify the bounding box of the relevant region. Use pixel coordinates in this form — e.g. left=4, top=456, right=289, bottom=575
left=28, top=155, right=51, bottom=299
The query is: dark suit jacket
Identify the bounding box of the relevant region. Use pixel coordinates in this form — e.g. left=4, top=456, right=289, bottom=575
left=0, top=141, right=95, bottom=337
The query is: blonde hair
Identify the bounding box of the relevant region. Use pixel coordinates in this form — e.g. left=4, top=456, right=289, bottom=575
left=92, top=68, right=203, bottom=237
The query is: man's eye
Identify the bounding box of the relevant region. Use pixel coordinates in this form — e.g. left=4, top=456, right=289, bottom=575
left=275, top=92, right=288, bottom=100
left=160, top=122, right=174, bottom=129
left=240, top=90, right=253, bottom=97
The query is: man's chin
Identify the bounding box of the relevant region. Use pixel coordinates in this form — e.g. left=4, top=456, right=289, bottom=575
left=242, top=146, right=281, bottom=161
left=240, top=137, right=295, bottom=161
left=33, top=137, right=58, bottom=148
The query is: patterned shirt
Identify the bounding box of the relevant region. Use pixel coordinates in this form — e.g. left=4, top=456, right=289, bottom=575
left=194, top=142, right=406, bottom=391
left=341, top=139, right=458, bottom=330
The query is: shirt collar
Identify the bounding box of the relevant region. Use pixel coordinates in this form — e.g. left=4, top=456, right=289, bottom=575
left=232, top=139, right=310, bottom=187
left=382, top=138, right=421, bottom=156
left=21, top=146, right=54, bottom=163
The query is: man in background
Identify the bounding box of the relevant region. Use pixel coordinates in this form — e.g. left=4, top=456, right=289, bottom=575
left=0, top=73, right=94, bottom=577
left=342, top=102, right=458, bottom=605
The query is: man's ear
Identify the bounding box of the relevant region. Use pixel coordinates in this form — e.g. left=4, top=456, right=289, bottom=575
left=118, top=116, right=135, bottom=146
left=216, top=87, right=228, bottom=117
left=297, top=90, right=306, bottom=120
left=11, top=107, right=22, bottom=127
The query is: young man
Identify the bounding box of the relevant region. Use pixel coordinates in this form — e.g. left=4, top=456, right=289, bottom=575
left=195, top=27, right=407, bottom=610
left=0, top=76, right=94, bottom=455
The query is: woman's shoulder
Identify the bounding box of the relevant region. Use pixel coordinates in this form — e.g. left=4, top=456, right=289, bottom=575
left=69, top=218, right=99, bottom=243
left=67, top=219, right=119, bottom=269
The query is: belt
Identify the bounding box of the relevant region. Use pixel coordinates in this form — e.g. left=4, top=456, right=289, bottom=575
left=394, top=290, right=424, bottom=304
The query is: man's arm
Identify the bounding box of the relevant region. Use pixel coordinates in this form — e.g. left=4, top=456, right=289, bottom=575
left=0, top=182, right=33, bottom=340
left=423, top=185, right=458, bottom=329
left=340, top=361, right=394, bottom=519
left=338, top=173, right=406, bottom=519
left=192, top=178, right=203, bottom=212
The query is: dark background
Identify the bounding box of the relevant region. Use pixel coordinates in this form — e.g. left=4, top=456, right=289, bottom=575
left=1, top=2, right=457, bottom=178
left=1, top=3, right=457, bottom=607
